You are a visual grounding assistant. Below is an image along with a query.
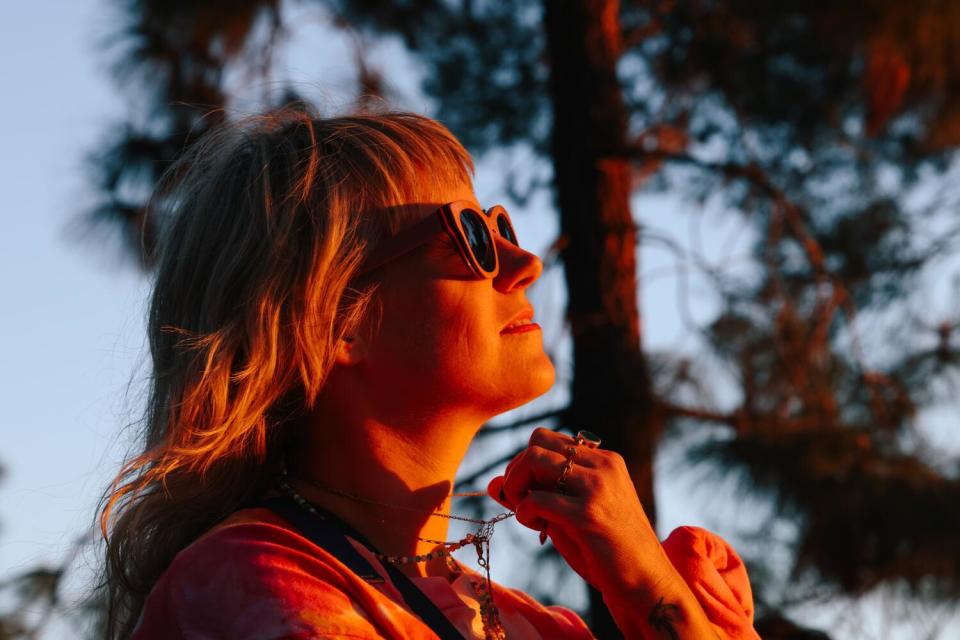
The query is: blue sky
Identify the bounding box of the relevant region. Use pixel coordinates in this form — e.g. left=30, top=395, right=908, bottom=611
left=0, top=0, right=724, bottom=619
left=1, top=0, right=147, bottom=569
left=2, top=2, right=958, bottom=638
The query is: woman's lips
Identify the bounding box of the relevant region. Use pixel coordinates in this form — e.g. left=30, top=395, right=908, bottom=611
left=500, top=323, right=541, bottom=335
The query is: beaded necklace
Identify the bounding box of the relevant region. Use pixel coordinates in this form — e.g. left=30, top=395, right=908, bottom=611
left=278, top=478, right=513, bottom=640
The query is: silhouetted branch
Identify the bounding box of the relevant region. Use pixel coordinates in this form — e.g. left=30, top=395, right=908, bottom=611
left=475, top=407, right=568, bottom=438
left=455, top=447, right=525, bottom=491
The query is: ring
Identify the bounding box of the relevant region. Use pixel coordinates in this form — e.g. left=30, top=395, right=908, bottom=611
left=575, top=430, right=602, bottom=449
left=555, top=445, right=577, bottom=494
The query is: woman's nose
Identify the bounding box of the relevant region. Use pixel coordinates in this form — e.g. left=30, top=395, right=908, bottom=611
left=494, top=236, right=543, bottom=292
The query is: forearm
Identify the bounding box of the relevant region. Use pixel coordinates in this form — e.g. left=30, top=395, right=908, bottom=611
left=602, top=575, right=721, bottom=640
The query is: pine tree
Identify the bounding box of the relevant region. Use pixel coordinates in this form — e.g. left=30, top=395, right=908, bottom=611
left=62, top=1, right=960, bottom=637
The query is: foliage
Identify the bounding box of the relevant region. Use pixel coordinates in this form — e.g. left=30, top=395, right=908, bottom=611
left=86, top=0, right=283, bottom=265
left=0, top=537, right=100, bottom=640
left=293, top=1, right=960, bottom=619
left=10, top=0, right=958, bottom=636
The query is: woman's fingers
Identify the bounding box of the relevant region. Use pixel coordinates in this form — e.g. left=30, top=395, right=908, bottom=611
left=486, top=475, right=507, bottom=506
left=489, top=461, right=586, bottom=529
left=514, top=489, right=576, bottom=530
left=499, top=428, right=603, bottom=490
left=487, top=427, right=609, bottom=531
left=513, top=499, right=549, bottom=531
left=488, top=428, right=689, bottom=611
left=503, top=452, right=522, bottom=477
left=528, top=427, right=603, bottom=468
left=500, top=449, right=536, bottom=507
left=500, top=445, right=576, bottom=507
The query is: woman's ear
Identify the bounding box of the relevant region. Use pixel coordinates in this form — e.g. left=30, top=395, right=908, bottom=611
left=334, top=334, right=369, bottom=366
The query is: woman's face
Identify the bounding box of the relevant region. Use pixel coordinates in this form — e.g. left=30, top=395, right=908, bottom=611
left=356, top=183, right=556, bottom=421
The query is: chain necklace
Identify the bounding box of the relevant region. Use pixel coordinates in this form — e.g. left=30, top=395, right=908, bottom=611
left=278, top=476, right=512, bottom=640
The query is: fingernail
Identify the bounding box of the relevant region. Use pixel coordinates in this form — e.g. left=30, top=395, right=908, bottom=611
left=539, top=530, right=548, bottom=546
left=499, top=487, right=506, bottom=502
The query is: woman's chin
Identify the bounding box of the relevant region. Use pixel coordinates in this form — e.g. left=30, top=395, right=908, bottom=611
left=502, top=357, right=556, bottom=408
left=531, top=356, right=557, bottom=395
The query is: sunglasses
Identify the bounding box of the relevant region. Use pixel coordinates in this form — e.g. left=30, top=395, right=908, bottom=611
left=355, top=200, right=520, bottom=279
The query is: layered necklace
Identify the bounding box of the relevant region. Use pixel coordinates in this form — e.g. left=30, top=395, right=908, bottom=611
left=278, top=475, right=514, bottom=640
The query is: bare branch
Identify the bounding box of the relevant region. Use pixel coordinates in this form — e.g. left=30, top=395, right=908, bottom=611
left=475, top=407, right=568, bottom=438
left=455, top=446, right=525, bottom=490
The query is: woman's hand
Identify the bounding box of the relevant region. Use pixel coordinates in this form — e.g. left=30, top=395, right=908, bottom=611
left=487, top=428, right=760, bottom=640
left=486, top=427, right=676, bottom=599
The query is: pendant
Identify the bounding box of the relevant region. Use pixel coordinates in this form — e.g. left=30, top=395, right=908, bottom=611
left=469, top=576, right=507, bottom=640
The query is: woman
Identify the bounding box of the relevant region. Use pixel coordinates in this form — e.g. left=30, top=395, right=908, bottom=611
left=100, top=107, right=759, bottom=639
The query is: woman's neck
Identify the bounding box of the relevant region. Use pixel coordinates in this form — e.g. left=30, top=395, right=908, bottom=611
left=288, top=413, right=480, bottom=579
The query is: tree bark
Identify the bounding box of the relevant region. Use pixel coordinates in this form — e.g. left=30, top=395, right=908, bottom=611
left=543, top=0, right=655, bottom=637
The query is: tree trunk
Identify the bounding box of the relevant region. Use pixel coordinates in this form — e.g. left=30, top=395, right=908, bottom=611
left=543, top=0, right=654, bottom=637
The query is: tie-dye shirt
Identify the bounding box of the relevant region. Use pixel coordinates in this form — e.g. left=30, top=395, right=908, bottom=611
left=131, top=507, right=759, bottom=639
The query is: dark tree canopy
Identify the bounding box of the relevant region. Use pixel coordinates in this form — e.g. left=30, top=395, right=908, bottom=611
left=41, top=0, right=960, bottom=637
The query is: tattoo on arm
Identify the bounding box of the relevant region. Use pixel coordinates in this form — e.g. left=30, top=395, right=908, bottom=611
left=647, top=596, right=681, bottom=640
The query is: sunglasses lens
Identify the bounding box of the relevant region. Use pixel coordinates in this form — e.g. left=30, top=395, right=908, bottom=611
left=459, top=208, right=496, bottom=272
left=496, top=213, right=518, bottom=246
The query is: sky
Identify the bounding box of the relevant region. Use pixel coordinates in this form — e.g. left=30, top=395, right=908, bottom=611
left=0, top=0, right=154, bottom=633
left=1, top=2, right=957, bottom=638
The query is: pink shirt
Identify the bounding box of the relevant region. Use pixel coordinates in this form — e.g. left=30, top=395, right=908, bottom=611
left=132, top=508, right=759, bottom=639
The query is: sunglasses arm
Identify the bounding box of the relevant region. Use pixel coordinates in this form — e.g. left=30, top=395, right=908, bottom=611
left=354, top=213, right=447, bottom=278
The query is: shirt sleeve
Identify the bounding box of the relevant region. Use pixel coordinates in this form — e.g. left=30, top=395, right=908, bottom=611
left=662, top=526, right=761, bottom=640
left=131, top=520, right=387, bottom=640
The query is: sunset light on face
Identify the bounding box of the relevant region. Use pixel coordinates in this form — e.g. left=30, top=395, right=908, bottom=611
left=351, top=188, right=555, bottom=423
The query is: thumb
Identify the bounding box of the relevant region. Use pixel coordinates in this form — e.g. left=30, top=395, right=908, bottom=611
left=514, top=491, right=554, bottom=531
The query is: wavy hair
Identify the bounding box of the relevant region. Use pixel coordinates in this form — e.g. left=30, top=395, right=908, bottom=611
left=97, top=107, right=474, bottom=639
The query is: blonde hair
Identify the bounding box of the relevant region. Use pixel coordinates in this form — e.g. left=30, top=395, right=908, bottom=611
left=98, top=107, right=474, bottom=638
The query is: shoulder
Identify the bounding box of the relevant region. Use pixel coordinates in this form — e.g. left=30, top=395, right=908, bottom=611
left=501, top=586, right=594, bottom=638
left=450, top=561, right=595, bottom=639
left=663, top=526, right=760, bottom=639
left=131, top=508, right=383, bottom=640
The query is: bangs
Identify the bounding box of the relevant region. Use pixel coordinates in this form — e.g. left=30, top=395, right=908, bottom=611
left=318, top=114, right=475, bottom=235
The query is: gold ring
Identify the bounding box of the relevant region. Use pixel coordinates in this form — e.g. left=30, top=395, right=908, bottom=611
left=575, top=430, right=601, bottom=449
left=555, top=445, right=577, bottom=493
